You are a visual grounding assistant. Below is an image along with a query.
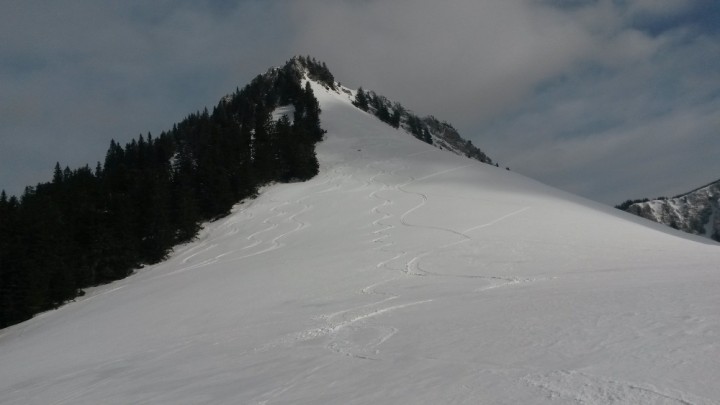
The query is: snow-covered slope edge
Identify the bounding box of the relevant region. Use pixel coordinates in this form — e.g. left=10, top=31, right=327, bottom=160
left=619, top=180, right=720, bottom=242
left=294, top=56, right=493, bottom=166
left=1, top=77, right=719, bottom=404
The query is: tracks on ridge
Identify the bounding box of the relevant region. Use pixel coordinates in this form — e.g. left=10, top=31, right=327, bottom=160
left=151, top=156, right=540, bottom=366
left=276, top=158, right=540, bottom=362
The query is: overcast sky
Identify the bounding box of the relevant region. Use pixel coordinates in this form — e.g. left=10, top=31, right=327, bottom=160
left=1, top=0, right=719, bottom=204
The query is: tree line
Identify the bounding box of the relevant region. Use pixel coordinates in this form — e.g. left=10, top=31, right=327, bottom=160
left=0, top=57, right=326, bottom=328
left=353, top=87, right=493, bottom=165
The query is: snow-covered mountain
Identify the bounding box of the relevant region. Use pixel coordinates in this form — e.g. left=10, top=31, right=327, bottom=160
left=293, top=56, right=493, bottom=166
left=347, top=85, right=493, bottom=165
left=1, top=67, right=720, bottom=404
left=619, top=180, right=720, bottom=242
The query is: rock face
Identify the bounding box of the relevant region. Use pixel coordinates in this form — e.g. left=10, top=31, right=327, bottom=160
left=622, top=180, right=720, bottom=241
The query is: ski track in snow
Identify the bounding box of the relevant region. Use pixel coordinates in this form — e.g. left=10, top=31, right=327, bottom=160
left=265, top=159, right=541, bottom=362
left=138, top=166, right=377, bottom=354
left=5, top=77, right=720, bottom=405
left=525, top=370, right=715, bottom=405
left=290, top=157, right=548, bottom=364
left=374, top=161, right=533, bottom=284
left=147, top=185, right=321, bottom=281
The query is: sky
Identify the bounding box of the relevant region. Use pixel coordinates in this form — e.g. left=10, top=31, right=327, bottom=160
left=1, top=0, right=718, bottom=204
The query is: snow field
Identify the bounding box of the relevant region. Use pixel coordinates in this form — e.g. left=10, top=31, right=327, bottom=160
left=0, top=79, right=719, bottom=404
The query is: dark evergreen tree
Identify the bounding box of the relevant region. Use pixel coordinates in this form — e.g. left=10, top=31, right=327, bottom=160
left=354, top=88, right=369, bottom=111
left=374, top=97, right=391, bottom=123
left=52, top=162, right=63, bottom=184
left=390, top=103, right=404, bottom=129
left=0, top=56, right=330, bottom=329
left=0, top=191, right=19, bottom=324
left=422, top=127, right=433, bottom=144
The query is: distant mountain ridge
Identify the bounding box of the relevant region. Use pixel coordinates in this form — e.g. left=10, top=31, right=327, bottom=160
left=617, top=179, right=720, bottom=241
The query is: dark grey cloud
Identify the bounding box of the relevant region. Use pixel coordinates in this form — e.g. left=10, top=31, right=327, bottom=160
left=1, top=0, right=718, bottom=206
left=287, top=0, right=720, bottom=203
left=1, top=1, right=294, bottom=196
left=470, top=1, right=720, bottom=203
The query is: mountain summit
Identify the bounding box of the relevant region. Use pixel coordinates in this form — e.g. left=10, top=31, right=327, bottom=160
left=290, top=56, right=494, bottom=165
left=1, top=58, right=720, bottom=404
left=0, top=56, right=493, bottom=330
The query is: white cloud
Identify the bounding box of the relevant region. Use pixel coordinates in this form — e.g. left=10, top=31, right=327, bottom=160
left=478, top=26, right=720, bottom=203
left=0, top=0, right=717, bottom=205
left=627, top=0, right=691, bottom=16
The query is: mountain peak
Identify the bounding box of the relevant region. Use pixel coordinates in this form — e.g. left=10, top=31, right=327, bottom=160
left=280, top=55, right=337, bottom=90
left=2, top=55, right=720, bottom=404
left=273, top=56, right=494, bottom=165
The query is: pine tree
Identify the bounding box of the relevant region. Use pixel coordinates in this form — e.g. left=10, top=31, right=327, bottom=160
left=0, top=56, right=331, bottom=329
left=0, top=194, right=22, bottom=327
left=390, top=103, right=404, bottom=128
left=422, top=128, right=432, bottom=144
left=354, top=88, right=369, bottom=111
left=275, top=115, right=294, bottom=181
left=52, top=162, right=63, bottom=184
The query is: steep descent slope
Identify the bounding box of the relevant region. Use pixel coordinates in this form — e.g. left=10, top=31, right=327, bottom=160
left=1, top=77, right=719, bottom=404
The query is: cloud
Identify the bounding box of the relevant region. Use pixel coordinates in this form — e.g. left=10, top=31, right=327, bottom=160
left=283, top=0, right=719, bottom=203
left=0, top=0, right=718, bottom=206
left=629, top=0, right=689, bottom=15
left=478, top=27, right=720, bottom=203
left=0, top=1, right=294, bottom=196
left=287, top=0, right=598, bottom=121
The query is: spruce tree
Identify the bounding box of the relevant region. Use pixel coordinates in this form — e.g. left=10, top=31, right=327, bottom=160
left=0, top=56, right=331, bottom=329
left=354, top=88, right=369, bottom=111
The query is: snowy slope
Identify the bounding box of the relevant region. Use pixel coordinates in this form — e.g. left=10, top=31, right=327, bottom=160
left=1, top=79, right=720, bottom=405
left=624, top=181, right=720, bottom=241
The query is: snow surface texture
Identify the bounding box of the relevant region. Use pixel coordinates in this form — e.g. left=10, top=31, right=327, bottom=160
left=1, top=79, right=720, bottom=405
left=627, top=182, right=720, bottom=241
